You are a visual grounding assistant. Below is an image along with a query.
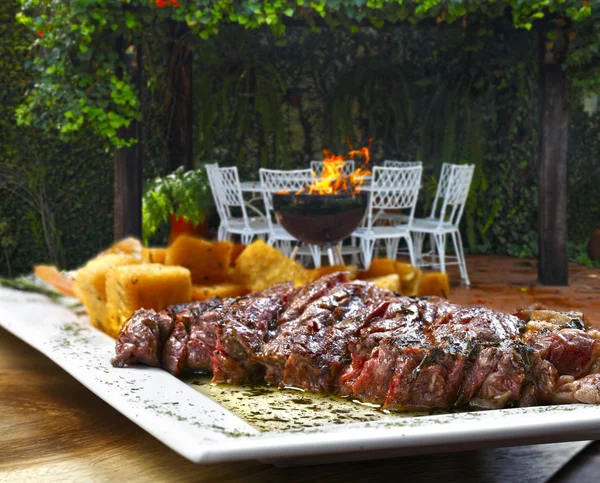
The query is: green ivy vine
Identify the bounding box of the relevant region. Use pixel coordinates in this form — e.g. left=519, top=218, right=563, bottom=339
left=15, top=1, right=598, bottom=147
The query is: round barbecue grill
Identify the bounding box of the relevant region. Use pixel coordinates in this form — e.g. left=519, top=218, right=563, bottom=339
left=272, top=191, right=368, bottom=264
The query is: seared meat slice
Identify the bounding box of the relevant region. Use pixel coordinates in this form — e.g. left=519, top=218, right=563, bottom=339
left=340, top=298, right=448, bottom=400
left=112, top=309, right=174, bottom=368
left=166, top=300, right=211, bottom=318
left=277, top=272, right=351, bottom=328
left=254, top=273, right=351, bottom=384
left=349, top=304, right=527, bottom=410
left=350, top=343, right=409, bottom=404
left=430, top=306, right=525, bottom=354
left=517, top=312, right=600, bottom=406
left=212, top=283, right=295, bottom=384
left=162, top=299, right=225, bottom=375
left=279, top=281, right=396, bottom=391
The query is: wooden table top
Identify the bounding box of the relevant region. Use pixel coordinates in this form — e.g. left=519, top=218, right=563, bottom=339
left=2, top=256, right=600, bottom=482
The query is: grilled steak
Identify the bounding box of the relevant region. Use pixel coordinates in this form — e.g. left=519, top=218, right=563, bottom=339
left=112, top=273, right=600, bottom=411
left=212, top=282, right=295, bottom=384
left=254, top=272, right=351, bottom=384
left=112, top=309, right=174, bottom=368
left=162, top=299, right=224, bottom=375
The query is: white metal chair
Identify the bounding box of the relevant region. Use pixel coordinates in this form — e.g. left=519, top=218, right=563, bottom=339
left=210, top=166, right=270, bottom=244
left=310, top=159, right=355, bottom=177
left=258, top=168, right=321, bottom=266
left=352, top=166, right=422, bottom=270
left=205, top=162, right=221, bottom=216
left=410, top=163, right=475, bottom=285
left=383, top=160, right=423, bottom=168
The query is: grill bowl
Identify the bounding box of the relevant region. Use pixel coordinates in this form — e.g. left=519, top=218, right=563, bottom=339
left=272, top=192, right=368, bottom=246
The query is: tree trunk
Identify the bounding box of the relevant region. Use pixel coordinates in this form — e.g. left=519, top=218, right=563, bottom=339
left=167, top=23, right=193, bottom=172
left=114, top=42, right=144, bottom=241
left=537, top=23, right=569, bottom=286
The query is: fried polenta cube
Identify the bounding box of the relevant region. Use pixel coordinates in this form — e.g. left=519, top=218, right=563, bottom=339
left=191, top=283, right=248, bottom=301
left=165, top=235, right=233, bottom=285
left=99, top=237, right=143, bottom=258
left=230, top=243, right=247, bottom=267
left=142, top=247, right=167, bottom=264
left=367, top=273, right=401, bottom=292
left=395, top=262, right=423, bottom=297
left=418, top=272, right=450, bottom=298
left=74, top=254, right=141, bottom=332
left=309, top=265, right=358, bottom=281
left=233, top=240, right=310, bottom=291
left=358, top=258, right=398, bottom=280
left=106, top=264, right=191, bottom=337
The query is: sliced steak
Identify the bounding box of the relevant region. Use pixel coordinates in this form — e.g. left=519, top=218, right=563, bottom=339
left=351, top=342, right=405, bottom=404
left=212, top=283, right=295, bottom=384
left=112, top=276, right=600, bottom=412
left=431, top=306, right=525, bottom=354
left=112, top=309, right=174, bottom=368
left=162, top=299, right=226, bottom=375
left=184, top=302, right=226, bottom=372
left=280, top=281, right=395, bottom=391
left=340, top=297, right=449, bottom=400
left=254, top=273, right=351, bottom=384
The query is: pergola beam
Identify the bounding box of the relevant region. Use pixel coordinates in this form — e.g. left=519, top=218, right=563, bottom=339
left=537, top=20, right=569, bottom=285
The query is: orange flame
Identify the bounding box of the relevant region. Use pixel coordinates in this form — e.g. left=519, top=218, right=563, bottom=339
left=303, top=139, right=372, bottom=195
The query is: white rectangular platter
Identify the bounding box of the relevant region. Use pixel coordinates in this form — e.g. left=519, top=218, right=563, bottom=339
left=2, top=286, right=600, bottom=465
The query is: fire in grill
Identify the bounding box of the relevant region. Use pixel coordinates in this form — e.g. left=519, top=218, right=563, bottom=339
left=273, top=140, right=372, bottom=261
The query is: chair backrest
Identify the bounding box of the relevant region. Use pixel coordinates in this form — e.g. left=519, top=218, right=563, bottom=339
left=383, top=160, right=422, bottom=169
left=428, top=163, right=475, bottom=227
left=210, top=166, right=250, bottom=229
left=310, top=159, right=355, bottom=177
left=259, top=168, right=313, bottom=230
left=365, top=166, right=422, bottom=230
left=204, top=163, right=225, bottom=220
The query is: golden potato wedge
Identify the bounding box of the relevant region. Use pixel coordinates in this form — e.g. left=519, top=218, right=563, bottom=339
left=142, top=247, right=167, bottom=264
left=165, top=235, right=233, bottom=285
left=106, top=264, right=191, bottom=337
left=99, top=237, right=143, bottom=258
left=191, top=283, right=248, bottom=301
left=233, top=240, right=310, bottom=291
left=395, top=262, right=423, bottom=297
left=74, top=254, right=141, bottom=331
left=230, top=243, right=247, bottom=267
left=367, top=273, right=401, bottom=292
left=357, top=258, right=398, bottom=280
left=418, top=272, right=450, bottom=298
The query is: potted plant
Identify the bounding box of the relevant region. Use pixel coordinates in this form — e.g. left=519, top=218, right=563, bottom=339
left=142, top=166, right=215, bottom=245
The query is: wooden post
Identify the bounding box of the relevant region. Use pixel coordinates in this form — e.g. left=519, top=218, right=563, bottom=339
left=167, top=23, right=193, bottom=172
left=537, top=21, right=569, bottom=285
left=114, top=43, right=144, bottom=241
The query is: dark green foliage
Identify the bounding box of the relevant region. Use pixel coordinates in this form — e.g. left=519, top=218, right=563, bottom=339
left=0, top=0, right=113, bottom=276
left=193, top=22, right=598, bottom=258
left=566, top=107, right=600, bottom=266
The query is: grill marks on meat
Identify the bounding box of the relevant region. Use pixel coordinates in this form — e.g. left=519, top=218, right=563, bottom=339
left=263, top=280, right=395, bottom=391
left=163, top=300, right=225, bottom=375
left=112, top=309, right=174, bottom=368
left=113, top=274, right=600, bottom=411
left=254, top=272, right=351, bottom=385
left=212, top=282, right=295, bottom=384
